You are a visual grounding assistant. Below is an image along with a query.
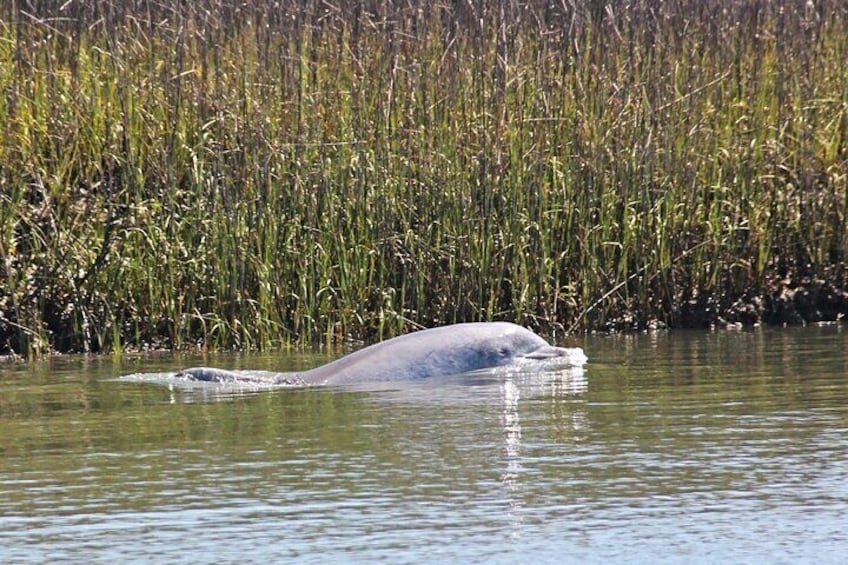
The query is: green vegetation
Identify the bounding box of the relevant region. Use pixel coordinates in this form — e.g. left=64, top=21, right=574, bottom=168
left=1, top=1, right=846, bottom=356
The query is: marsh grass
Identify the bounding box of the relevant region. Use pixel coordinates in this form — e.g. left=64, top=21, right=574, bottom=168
left=1, top=1, right=846, bottom=355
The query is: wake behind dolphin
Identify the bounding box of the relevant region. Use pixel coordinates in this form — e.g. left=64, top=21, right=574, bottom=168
left=174, top=322, right=586, bottom=387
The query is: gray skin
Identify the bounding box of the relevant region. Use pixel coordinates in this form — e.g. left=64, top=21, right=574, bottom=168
left=176, top=322, right=585, bottom=386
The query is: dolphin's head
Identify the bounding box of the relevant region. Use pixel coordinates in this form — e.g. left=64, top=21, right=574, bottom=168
left=466, top=324, right=587, bottom=371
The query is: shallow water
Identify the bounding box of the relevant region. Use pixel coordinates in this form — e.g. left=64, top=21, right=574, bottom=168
left=1, top=326, right=846, bottom=563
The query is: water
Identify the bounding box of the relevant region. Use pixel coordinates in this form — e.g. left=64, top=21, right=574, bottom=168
left=1, top=326, right=846, bottom=563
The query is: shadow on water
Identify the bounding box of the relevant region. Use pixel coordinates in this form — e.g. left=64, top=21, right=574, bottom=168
left=1, top=325, right=846, bottom=563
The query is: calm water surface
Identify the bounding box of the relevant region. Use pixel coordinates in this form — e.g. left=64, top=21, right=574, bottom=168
left=1, top=326, right=846, bottom=563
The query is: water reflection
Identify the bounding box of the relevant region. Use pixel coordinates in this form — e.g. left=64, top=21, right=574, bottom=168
left=500, top=379, right=523, bottom=539
left=499, top=366, right=589, bottom=542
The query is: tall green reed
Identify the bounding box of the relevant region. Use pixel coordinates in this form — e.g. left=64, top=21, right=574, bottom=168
left=1, top=1, right=845, bottom=355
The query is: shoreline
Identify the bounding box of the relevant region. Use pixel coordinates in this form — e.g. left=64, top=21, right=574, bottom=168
left=3, top=281, right=845, bottom=359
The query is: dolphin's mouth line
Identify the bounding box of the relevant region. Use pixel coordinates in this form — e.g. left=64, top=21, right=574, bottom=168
left=520, top=345, right=579, bottom=359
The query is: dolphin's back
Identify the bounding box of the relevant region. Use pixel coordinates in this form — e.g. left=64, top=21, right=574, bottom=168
left=306, top=322, right=548, bottom=384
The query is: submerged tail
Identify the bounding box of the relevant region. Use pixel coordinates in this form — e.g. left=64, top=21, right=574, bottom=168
left=175, top=367, right=306, bottom=386
left=175, top=367, right=244, bottom=382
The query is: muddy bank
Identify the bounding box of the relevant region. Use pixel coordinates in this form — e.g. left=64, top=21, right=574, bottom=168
left=601, top=277, right=848, bottom=332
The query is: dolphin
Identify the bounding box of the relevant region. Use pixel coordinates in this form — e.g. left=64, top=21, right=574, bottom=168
left=175, top=322, right=587, bottom=386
